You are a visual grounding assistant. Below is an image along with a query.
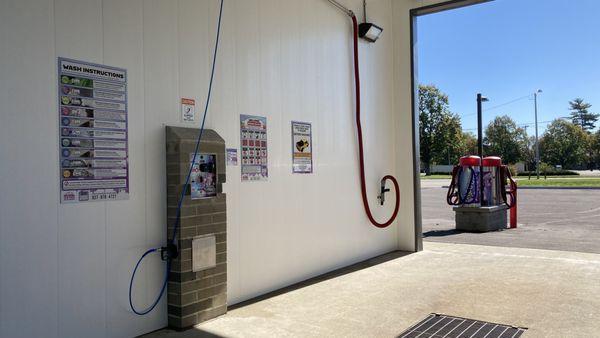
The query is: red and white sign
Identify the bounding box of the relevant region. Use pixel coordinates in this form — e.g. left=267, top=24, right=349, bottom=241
left=181, top=98, right=196, bottom=122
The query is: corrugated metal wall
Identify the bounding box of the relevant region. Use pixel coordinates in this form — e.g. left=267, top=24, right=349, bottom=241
left=0, top=0, right=448, bottom=336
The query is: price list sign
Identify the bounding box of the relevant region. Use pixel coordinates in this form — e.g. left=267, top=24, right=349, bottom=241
left=240, top=115, right=268, bottom=181
left=58, top=58, right=129, bottom=203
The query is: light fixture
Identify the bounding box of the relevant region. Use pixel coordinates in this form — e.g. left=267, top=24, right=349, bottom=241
left=359, top=23, right=383, bottom=43
left=358, top=0, right=383, bottom=43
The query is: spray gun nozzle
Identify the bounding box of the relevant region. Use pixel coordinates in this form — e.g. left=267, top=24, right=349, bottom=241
left=378, top=178, right=391, bottom=206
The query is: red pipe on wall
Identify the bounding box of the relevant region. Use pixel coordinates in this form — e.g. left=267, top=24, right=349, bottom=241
left=351, top=15, right=400, bottom=228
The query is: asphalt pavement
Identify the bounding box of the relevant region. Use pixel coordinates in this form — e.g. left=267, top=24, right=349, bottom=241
left=421, top=180, right=600, bottom=254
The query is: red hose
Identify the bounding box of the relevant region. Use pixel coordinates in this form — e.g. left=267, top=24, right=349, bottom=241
left=351, top=15, right=400, bottom=228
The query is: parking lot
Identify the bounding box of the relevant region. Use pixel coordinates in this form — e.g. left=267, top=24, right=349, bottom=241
left=421, top=182, right=600, bottom=254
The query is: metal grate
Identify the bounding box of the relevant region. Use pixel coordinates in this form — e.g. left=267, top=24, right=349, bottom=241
left=398, top=314, right=527, bottom=338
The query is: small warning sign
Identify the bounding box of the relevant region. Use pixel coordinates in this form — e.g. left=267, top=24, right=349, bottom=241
left=181, top=98, right=196, bottom=122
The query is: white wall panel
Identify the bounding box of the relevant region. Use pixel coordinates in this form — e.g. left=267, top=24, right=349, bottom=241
left=140, top=0, right=180, bottom=331
left=54, top=0, right=108, bottom=337
left=0, top=0, right=455, bottom=337
left=394, top=0, right=422, bottom=252
left=0, top=1, right=58, bottom=337
left=102, top=0, right=152, bottom=336
left=178, top=0, right=209, bottom=128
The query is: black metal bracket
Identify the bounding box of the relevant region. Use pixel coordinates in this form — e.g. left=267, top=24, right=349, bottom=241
left=160, top=243, right=179, bottom=261
left=378, top=179, right=391, bottom=206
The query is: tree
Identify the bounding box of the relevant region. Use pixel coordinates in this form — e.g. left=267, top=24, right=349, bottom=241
left=431, top=114, right=464, bottom=165
left=461, top=132, right=478, bottom=156
left=584, top=132, right=596, bottom=170
left=590, top=130, right=600, bottom=170
left=540, top=119, right=588, bottom=168
left=522, top=136, right=538, bottom=171
left=483, top=115, right=528, bottom=164
left=569, top=98, right=599, bottom=132
left=419, top=85, right=463, bottom=173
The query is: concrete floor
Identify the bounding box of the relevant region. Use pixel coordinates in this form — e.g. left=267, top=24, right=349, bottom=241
left=145, top=242, right=600, bottom=338
left=421, top=184, right=600, bottom=254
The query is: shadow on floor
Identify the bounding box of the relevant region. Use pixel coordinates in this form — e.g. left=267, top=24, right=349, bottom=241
left=229, top=250, right=412, bottom=310
left=140, top=327, right=225, bottom=338
left=423, top=229, right=464, bottom=238
left=142, top=251, right=414, bottom=337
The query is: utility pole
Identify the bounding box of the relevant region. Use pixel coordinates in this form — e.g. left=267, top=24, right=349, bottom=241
left=477, top=93, right=489, bottom=206
left=534, top=89, right=542, bottom=179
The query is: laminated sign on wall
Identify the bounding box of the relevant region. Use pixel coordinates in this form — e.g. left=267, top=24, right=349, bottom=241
left=58, top=57, right=129, bottom=203
left=226, top=148, right=238, bottom=166
left=181, top=98, right=196, bottom=122
left=240, top=115, right=268, bottom=181
left=291, top=121, right=313, bottom=174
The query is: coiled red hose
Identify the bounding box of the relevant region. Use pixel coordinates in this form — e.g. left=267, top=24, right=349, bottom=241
left=447, top=166, right=461, bottom=205
left=501, top=165, right=518, bottom=208
left=351, top=15, right=400, bottom=228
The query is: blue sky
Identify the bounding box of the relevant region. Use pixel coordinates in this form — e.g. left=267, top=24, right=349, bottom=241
left=417, top=0, right=600, bottom=134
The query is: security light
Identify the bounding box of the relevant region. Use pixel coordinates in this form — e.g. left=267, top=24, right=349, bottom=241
left=326, top=0, right=384, bottom=42
left=357, top=0, right=383, bottom=43
left=358, top=23, right=383, bottom=43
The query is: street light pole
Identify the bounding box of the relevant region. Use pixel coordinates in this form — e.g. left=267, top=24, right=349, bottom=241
left=534, top=89, right=542, bottom=179
left=477, top=93, right=489, bottom=206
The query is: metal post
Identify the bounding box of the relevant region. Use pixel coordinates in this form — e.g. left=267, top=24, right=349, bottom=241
left=510, top=188, right=518, bottom=228
left=534, top=92, right=540, bottom=179
left=477, top=93, right=484, bottom=206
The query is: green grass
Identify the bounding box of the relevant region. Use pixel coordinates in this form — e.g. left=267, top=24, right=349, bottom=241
left=420, top=174, right=452, bottom=179
left=517, top=175, right=582, bottom=179
left=516, top=178, right=600, bottom=188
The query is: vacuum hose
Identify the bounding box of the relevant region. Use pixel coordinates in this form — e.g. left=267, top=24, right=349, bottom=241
left=501, top=166, right=517, bottom=208
left=446, top=166, right=477, bottom=206
left=351, top=15, right=400, bottom=228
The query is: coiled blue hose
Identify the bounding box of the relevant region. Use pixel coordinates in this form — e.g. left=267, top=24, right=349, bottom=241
left=128, top=248, right=170, bottom=315
left=128, top=0, right=224, bottom=316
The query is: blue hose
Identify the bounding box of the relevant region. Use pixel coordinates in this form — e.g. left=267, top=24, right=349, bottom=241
left=128, top=0, right=224, bottom=316
left=128, top=248, right=170, bottom=315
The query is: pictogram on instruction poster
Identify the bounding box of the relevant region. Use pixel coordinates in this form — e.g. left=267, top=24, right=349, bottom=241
left=58, top=57, right=129, bottom=203
left=291, top=121, right=313, bottom=174
left=240, top=115, right=268, bottom=181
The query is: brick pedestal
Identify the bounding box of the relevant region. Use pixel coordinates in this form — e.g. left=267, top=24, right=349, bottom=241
left=454, top=205, right=508, bottom=232
left=165, top=126, right=227, bottom=330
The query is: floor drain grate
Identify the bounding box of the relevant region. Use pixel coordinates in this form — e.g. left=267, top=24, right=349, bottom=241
left=398, top=313, right=527, bottom=338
